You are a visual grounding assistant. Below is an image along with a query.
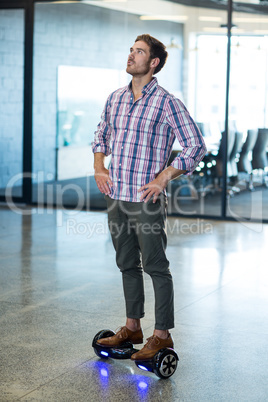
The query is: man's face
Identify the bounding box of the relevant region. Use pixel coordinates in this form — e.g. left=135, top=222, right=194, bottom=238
left=126, top=40, right=152, bottom=77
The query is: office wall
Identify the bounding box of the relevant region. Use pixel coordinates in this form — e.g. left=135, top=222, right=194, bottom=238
left=32, top=3, right=183, bottom=182
left=0, top=9, right=24, bottom=194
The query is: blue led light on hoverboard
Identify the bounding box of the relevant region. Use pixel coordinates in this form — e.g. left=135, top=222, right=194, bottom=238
left=100, top=351, right=109, bottom=357
left=137, top=365, right=148, bottom=371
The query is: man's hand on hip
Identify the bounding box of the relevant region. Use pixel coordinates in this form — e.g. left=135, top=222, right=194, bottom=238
left=138, top=166, right=186, bottom=203
left=138, top=174, right=169, bottom=203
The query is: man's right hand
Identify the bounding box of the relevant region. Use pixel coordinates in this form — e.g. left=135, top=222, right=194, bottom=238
left=94, top=166, right=113, bottom=195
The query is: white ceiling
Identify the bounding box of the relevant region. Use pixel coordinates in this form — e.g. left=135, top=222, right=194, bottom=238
left=80, top=0, right=268, bottom=34
left=82, top=0, right=186, bottom=18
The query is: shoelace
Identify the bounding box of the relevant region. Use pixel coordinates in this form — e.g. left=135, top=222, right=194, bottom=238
left=145, top=335, right=160, bottom=348
left=115, top=326, right=127, bottom=339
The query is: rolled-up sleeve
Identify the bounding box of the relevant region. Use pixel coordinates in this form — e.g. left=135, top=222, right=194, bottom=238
left=92, top=97, right=112, bottom=156
left=166, top=98, right=207, bottom=175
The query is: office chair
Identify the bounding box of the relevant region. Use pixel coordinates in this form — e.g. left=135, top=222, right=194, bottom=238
left=227, top=131, right=244, bottom=193
left=214, top=129, right=236, bottom=178
left=252, top=128, right=268, bottom=186
left=210, top=129, right=239, bottom=196
left=229, top=131, right=244, bottom=177
left=237, top=129, right=258, bottom=190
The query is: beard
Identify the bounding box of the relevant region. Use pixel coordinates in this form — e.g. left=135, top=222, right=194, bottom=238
left=126, top=59, right=151, bottom=77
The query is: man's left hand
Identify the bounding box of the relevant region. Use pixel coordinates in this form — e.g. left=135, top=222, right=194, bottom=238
left=138, top=174, right=169, bottom=203
left=138, top=166, right=186, bottom=203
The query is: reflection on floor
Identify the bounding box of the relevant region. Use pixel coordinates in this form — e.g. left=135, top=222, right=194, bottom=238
left=0, top=206, right=267, bottom=401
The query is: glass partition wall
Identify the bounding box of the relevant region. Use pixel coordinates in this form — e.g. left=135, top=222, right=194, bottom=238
left=32, top=0, right=228, bottom=217
left=1, top=0, right=268, bottom=223
left=227, top=4, right=268, bottom=222
left=32, top=0, right=186, bottom=210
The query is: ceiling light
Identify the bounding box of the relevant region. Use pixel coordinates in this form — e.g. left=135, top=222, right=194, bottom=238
left=233, top=17, right=268, bottom=23
left=203, top=27, right=245, bottom=33
left=82, top=0, right=127, bottom=3
left=198, top=16, right=223, bottom=22
left=202, top=27, right=228, bottom=33
left=47, top=1, right=80, bottom=3
left=253, top=30, right=268, bottom=34
left=166, top=38, right=183, bottom=49
left=140, top=15, right=188, bottom=22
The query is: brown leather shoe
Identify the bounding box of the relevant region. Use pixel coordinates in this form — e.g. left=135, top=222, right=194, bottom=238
left=96, top=326, right=143, bottom=347
left=131, top=334, right=174, bottom=360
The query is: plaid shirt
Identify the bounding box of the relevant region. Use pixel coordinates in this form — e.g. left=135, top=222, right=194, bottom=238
left=92, top=77, right=206, bottom=202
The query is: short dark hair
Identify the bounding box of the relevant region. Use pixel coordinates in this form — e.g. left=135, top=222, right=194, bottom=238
left=135, top=34, right=168, bottom=74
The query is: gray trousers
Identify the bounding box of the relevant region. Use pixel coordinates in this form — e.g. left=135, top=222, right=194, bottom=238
left=105, top=195, right=174, bottom=330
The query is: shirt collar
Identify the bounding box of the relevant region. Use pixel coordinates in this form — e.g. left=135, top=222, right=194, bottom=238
left=127, top=77, right=158, bottom=95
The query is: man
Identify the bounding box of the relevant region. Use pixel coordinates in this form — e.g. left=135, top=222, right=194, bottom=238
left=92, top=34, right=206, bottom=361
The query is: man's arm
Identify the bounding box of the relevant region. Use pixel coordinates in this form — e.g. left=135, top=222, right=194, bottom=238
left=94, top=152, right=113, bottom=195
left=138, top=166, right=186, bottom=203
left=92, top=96, right=113, bottom=195
left=167, top=98, right=207, bottom=174
left=138, top=97, right=206, bottom=203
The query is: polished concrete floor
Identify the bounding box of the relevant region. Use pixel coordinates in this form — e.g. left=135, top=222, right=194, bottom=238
left=0, top=205, right=267, bottom=401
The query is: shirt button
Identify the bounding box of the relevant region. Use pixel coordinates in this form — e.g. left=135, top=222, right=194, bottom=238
left=121, top=146, right=123, bottom=149
left=119, top=163, right=121, bottom=166
left=118, top=179, right=121, bottom=181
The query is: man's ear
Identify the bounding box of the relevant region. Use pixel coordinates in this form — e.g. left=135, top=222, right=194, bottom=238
left=150, top=57, right=160, bottom=70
